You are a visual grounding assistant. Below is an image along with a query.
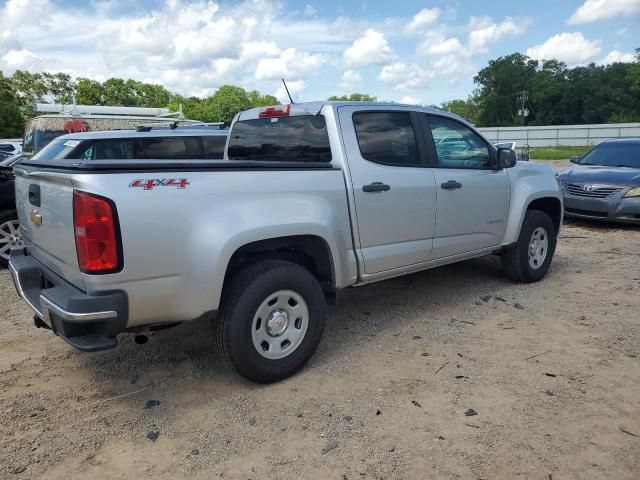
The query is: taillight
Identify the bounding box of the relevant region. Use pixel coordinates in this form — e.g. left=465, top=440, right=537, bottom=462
left=73, top=191, right=121, bottom=274
left=258, top=105, right=290, bottom=118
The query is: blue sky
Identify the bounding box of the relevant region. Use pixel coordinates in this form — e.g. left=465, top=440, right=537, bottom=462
left=0, top=0, right=638, bottom=105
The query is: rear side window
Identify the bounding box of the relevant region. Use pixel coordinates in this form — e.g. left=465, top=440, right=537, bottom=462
left=77, top=139, right=136, bottom=160
left=203, top=135, right=227, bottom=159
left=0, top=144, right=14, bottom=152
left=142, top=137, right=203, bottom=160
left=228, top=115, right=331, bottom=162
left=353, top=112, right=420, bottom=166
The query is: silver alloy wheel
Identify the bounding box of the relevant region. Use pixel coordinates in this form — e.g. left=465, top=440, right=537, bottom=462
left=251, top=290, right=309, bottom=360
left=528, top=226, right=548, bottom=270
left=0, top=219, right=23, bottom=262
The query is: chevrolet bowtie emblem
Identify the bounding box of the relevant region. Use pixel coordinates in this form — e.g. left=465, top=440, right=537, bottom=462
left=30, top=210, right=43, bottom=227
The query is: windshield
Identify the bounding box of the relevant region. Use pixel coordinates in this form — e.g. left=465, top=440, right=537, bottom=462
left=31, top=139, right=82, bottom=161
left=579, top=142, right=640, bottom=168
left=227, top=115, right=332, bottom=162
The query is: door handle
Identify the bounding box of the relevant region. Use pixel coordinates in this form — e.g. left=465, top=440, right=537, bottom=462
left=440, top=180, right=462, bottom=190
left=363, top=182, right=391, bottom=193
left=28, top=184, right=41, bottom=206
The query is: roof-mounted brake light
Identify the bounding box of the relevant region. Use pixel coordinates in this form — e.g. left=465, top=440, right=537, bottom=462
left=258, top=105, right=291, bottom=118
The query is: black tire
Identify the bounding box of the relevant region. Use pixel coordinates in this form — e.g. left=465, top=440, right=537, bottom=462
left=0, top=210, right=20, bottom=268
left=214, top=259, right=327, bottom=383
left=501, top=210, right=557, bottom=283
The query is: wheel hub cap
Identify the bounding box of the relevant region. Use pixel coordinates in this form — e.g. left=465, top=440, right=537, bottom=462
left=266, top=309, right=289, bottom=337
left=528, top=226, right=548, bottom=270
left=251, top=290, right=310, bottom=360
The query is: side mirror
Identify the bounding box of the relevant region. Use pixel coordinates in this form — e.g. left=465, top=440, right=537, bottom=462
left=498, top=148, right=517, bottom=169
left=569, top=156, right=580, bottom=164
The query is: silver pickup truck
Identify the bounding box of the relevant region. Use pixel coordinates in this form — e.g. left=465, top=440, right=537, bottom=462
left=9, top=101, right=562, bottom=383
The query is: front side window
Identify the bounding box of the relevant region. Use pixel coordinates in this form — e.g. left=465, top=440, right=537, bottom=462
left=428, top=116, right=491, bottom=169
left=353, top=112, right=420, bottom=166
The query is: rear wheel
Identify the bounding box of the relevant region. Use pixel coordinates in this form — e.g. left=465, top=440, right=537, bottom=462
left=0, top=211, right=23, bottom=268
left=502, top=210, right=556, bottom=283
left=214, top=260, right=327, bottom=383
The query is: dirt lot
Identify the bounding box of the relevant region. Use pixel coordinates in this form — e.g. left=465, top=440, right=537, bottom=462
left=1, top=218, right=639, bottom=480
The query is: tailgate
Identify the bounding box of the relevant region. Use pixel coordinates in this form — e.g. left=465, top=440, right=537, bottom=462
left=13, top=167, right=85, bottom=290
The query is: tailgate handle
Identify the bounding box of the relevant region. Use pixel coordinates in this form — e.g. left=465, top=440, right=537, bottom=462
left=28, top=184, right=41, bottom=207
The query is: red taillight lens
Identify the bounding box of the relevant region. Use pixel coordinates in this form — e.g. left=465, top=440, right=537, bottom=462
left=258, top=105, right=291, bottom=118
left=73, top=191, right=121, bottom=273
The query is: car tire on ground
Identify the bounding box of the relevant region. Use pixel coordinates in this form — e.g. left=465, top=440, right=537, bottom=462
left=501, top=209, right=557, bottom=283
left=0, top=210, right=22, bottom=268
left=214, top=259, right=327, bottom=383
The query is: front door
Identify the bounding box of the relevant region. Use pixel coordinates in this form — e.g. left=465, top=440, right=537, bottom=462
left=422, top=114, right=510, bottom=259
left=339, top=107, right=437, bottom=274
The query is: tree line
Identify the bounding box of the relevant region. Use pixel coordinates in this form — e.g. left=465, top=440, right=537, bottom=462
left=1, top=48, right=638, bottom=138
left=442, top=49, right=640, bottom=126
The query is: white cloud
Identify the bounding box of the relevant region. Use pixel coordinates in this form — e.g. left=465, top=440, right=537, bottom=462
left=599, top=50, right=636, bottom=64
left=303, top=4, right=317, bottom=16
left=379, top=62, right=431, bottom=91
left=568, top=0, right=640, bottom=24
left=1, top=48, right=41, bottom=70
left=526, top=32, right=601, bottom=65
left=340, top=69, right=362, bottom=91
left=275, top=79, right=304, bottom=103
left=430, top=55, right=474, bottom=84
left=405, top=8, right=442, bottom=34
left=399, top=95, right=424, bottom=105
left=416, top=31, right=472, bottom=85
left=468, top=16, right=531, bottom=54
left=255, top=48, right=327, bottom=81
left=418, top=31, right=465, bottom=57
left=344, top=29, right=394, bottom=68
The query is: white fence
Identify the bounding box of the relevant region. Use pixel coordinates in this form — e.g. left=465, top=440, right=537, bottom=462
left=478, top=123, right=640, bottom=148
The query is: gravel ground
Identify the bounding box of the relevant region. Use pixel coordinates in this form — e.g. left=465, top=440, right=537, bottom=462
left=1, top=218, right=639, bottom=479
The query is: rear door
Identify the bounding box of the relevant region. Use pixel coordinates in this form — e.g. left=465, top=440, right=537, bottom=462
left=338, top=107, right=437, bottom=274
left=420, top=114, right=510, bottom=259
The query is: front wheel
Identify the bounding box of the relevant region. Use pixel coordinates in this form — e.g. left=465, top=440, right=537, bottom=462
left=214, top=260, right=327, bottom=383
left=501, top=210, right=557, bottom=283
left=0, top=211, right=23, bottom=268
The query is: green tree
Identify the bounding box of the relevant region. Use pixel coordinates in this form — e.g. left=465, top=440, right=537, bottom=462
left=626, top=47, right=640, bottom=92
left=327, top=93, right=377, bottom=101
left=75, top=77, right=104, bottom=105
left=0, top=72, right=24, bottom=138
left=474, top=53, right=538, bottom=126
left=440, top=96, right=482, bottom=124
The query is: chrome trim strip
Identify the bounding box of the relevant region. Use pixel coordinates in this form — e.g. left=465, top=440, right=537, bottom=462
left=9, top=260, right=43, bottom=319
left=39, top=295, right=117, bottom=323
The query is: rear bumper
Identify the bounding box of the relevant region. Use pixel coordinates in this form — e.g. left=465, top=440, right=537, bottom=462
left=9, top=249, right=128, bottom=351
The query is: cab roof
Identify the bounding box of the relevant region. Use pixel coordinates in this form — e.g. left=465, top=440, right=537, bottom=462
left=236, top=101, right=467, bottom=123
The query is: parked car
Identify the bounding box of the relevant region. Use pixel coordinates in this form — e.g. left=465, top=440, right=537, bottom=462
left=9, top=101, right=562, bottom=383
left=22, top=103, right=211, bottom=158
left=0, top=139, right=22, bottom=160
left=31, top=126, right=228, bottom=162
left=558, top=139, right=640, bottom=224
left=0, top=153, right=24, bottom=267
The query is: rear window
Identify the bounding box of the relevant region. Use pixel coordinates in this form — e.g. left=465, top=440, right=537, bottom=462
left=203, top=135, right=226, bottom=159
left=227, top=115, right=332, bottom=162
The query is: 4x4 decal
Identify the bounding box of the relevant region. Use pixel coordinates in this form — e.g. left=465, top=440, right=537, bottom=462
left=129, top=178, right=190, bottom=190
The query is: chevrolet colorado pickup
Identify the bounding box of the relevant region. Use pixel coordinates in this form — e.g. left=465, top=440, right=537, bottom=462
left=10, top=102, right=562, bottom=383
